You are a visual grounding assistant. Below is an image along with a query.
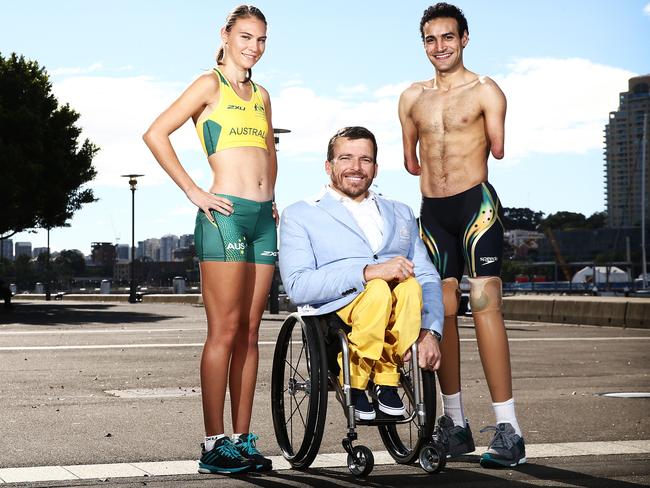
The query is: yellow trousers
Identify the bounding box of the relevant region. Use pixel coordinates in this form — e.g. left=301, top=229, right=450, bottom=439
left=336, top=277, right=422, bottom=389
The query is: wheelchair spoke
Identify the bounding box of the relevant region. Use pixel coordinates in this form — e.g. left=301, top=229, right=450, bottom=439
left=287, top=392, right=308, bottom=429
left=285, top=358, right=308, bottom=384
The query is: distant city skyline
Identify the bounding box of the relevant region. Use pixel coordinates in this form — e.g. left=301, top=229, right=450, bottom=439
left=2, top=1, right=649, bottom=252
left=2, top=231, right=194, bottom=262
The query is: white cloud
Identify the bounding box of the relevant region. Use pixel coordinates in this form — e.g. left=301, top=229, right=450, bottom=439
left=272, top=85, right=405, bottom=169
left=171, top=205, right=196, bottom=216
left=337, top=83, right=368, bottom=96
left=644, top=3, right=650, bottom=15
left=53, top=74, right=199, bottom=187
left=494, top=57, right=635, bottom=160
left=374, top=82, right=411, bottom=99
left=50, top=62, right=104, bottom=76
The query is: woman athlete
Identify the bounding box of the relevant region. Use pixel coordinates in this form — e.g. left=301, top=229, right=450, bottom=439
left=143, top=5, right=276, bottom=475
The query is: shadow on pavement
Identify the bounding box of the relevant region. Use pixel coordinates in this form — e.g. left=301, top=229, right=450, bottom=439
left=517, top=461, right=646, bottom=488
left=0, top=302, right=182, bottom=326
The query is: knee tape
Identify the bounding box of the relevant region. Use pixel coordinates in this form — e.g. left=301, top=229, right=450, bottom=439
left=441, top=277, right=461, bottom=317
left=468, top=277, right=502, bottom=313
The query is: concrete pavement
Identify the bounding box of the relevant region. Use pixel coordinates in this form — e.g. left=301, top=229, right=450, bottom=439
left=0, top=300, right=649, bottom=486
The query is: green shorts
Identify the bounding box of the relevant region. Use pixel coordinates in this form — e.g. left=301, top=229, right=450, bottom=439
left=194, top=194, right=277, bottom=264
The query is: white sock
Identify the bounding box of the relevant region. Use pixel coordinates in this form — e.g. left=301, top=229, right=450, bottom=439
left=205, top=433, right=226, bottom=451
left=231, top=433, right=243, bottom=442
left=441, top=391, right=466, bottom=427
left=492, top=398, right=522, bottom=436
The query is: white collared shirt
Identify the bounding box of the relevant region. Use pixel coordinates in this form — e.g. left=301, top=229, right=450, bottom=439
left=326, top=185, right=384, bottom=253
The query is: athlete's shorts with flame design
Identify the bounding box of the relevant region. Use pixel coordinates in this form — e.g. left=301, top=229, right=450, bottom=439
left=419, top=181, right=504, bottom=281
left=194, top=194, right=277, bottom=264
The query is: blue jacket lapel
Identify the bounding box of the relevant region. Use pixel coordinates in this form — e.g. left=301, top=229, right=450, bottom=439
left=317, top=191, right=368, bottom=243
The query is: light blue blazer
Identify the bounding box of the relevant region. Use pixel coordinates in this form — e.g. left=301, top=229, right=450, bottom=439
left=279, top=190, right=444, bottom=335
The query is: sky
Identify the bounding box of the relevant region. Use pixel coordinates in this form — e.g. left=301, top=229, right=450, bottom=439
left=2, top=0, right=649, bottom=254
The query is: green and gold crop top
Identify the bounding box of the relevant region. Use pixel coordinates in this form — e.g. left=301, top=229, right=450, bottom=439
left=195, top=68, right=268, bottom=156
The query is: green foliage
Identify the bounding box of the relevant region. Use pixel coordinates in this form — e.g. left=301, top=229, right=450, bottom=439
left=585, top=211, right=607, bottom=229
left=0, top=52, right=98, bottom=239
left=502, top=207, right=545, bottom=231
left=540, top=211, right=586, bottom=230
left=501, top=259, right=525, bottom=282
left=55, top=249, right=86, bottom=277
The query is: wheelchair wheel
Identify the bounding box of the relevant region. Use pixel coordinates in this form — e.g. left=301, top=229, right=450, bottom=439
left=347, top=445, right=374, bottom=477
left=419, top=441, right=446, bottom=473
left=271, top=314, right=328, bottom=469
left=378, top=365, right=437, bottom=464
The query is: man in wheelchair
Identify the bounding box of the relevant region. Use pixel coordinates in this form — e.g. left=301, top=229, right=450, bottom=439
left=279, top=126, right=444, bottom=421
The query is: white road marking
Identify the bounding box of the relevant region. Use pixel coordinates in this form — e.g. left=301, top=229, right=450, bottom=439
left=1, top=440, right=648, bottom=483
left=1, top=337, right=648, bottom=352
left=0, top=324, right=284, bottom=335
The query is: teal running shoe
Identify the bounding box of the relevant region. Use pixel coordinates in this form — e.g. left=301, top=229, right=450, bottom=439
left=198, top=436, right=254, bottom=474
left=233, top=433, right=273, bottom=471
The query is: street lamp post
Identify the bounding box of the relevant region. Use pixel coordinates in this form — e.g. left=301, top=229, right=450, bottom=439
left=121, top=174, right=144, bottom=303
left=269, top=129, right=291, bottom=314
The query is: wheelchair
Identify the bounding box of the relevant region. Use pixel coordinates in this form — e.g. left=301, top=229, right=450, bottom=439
left=271, top=312, right=446, bottom=478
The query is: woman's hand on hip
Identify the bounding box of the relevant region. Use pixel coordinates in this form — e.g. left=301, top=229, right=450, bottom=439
left=185, top=187, right=233, bottom=221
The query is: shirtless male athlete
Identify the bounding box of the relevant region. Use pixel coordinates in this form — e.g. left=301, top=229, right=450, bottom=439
left=398, top=3, right=525, bottom=468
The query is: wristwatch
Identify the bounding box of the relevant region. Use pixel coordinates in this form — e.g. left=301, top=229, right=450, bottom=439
left=426, top=329, right=442, bottom=342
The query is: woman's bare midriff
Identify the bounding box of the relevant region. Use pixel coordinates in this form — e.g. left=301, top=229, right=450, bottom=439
left=207, top=146, right=273, bottom=201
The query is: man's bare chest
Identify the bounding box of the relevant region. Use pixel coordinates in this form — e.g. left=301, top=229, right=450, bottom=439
left=411, top=89, right=482, bottom=133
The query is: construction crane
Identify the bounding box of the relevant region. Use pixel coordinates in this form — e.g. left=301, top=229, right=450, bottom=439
left=544, top=227, right=572, bottom=281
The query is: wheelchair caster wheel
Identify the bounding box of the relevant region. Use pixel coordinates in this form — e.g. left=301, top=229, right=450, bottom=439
left=347, top=445, right=374, bottom=477
left=419, top=442, right=446, bottom=473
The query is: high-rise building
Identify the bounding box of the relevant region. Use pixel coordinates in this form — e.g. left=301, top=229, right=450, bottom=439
left=116, top=244, right=130, bottom=261
left=142, top=238, right=161, bottom=261
left=33, top=247, right=49, bottom=258
left=136, top=240, right=145, bottom=259
left=160, top=234, right=179, bottom=262
left=179, top=234, right=194, bottom=249
left=15, top=242, right=32, bottom=258
left=604, top=75, right=650, bottom=227
left=1, top=238, right=13, bottom=261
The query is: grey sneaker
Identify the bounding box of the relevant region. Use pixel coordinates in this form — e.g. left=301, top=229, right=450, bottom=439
left=433, top=414, right=475, bottom=458
left=479, top=423, right=526, bottom=468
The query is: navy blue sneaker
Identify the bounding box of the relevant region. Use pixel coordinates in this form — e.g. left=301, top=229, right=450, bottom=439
left=351, top=388, right=376, bottom=420
left=479, top=423, right=526, bottom=468
left=233, top=433, right=273, bottom=472
left=374, top=384, right=406, bottom=416
left=198, top=436, right=254, bottom=474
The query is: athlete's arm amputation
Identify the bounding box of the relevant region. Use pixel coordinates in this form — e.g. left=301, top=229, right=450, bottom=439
left=480, top=78, right=506, bottom=160
left=399, top=87, right=421, bottom=175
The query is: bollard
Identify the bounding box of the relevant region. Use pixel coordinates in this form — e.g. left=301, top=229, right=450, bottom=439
left=100, top=280, right=111, bottom=295
left=173, top=276, right=186, bottom=294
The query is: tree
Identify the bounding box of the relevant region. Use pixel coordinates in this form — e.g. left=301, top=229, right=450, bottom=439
left=55, top=249, right=86, bottom=276
left=0, top=52, right=98, bottom=242
left=540, top=211, right=587, bottom=230
left=502, top=207, right=545, bottom=231
left=585, top=211, right=607, bottom=229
